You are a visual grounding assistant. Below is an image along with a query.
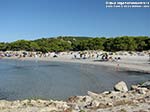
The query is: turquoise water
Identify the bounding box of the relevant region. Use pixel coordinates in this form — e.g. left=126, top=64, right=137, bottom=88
left=0, top=59, right=149, bottom=100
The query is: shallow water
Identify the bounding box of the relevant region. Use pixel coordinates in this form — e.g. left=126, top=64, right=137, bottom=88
left=0, top=59, right=149, bottom=100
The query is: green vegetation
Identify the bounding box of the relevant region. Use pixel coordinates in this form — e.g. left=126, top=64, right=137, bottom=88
left=0, top=36, right=150, bottom=52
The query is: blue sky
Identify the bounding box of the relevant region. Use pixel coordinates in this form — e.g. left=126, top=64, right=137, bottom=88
left=0, top=0, right=149, bottom=42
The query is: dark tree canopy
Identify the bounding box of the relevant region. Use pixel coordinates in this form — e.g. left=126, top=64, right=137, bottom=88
left=0, top=36, right=150, bottom=52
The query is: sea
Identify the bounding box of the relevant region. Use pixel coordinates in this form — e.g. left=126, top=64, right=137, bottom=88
left=0, top=59, right=149, bottom=100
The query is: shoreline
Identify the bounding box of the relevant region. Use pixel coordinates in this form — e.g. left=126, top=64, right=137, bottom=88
left=2, top=56, right=150, bottom=74
left=0, top=56, right=150, bottom=111
left=0, top=81, right=149, bottom=112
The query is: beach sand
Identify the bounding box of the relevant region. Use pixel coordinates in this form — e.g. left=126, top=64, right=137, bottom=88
left=2, top=54, right=150, bottom=73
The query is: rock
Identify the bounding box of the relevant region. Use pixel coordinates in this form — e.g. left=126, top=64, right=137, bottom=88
left=73, top=104, right=80, bottom=111
left=54, top=101, right=69, bottom=109
left=131, top=85, right=139, bottom=90
left=91, top=100, right=99, bottom=107
left=0, top=100, right=11, bottom=109
left=136, top=87, right=148, bottom=94
left=0, top=82, right=149, bottom=112
left=106, top=102, right=113, bottom=107
left=67, top=96, right=79, bottom=103
left=87, top=91, right=99, bottom=99
left=82, top=96, right=92, bottom=103
left=114, top=81, right=128, bottom=92
left=30, top=100, right=37, bottom=106
left=131, top=85, right=148, bottom=94
left=11, top=100, right=22, bottom=108
left=139, top=88, right=148, bottom=94
left=102, top=91, right=111, bottom=95
left=22, top=99, right=30, bottom=105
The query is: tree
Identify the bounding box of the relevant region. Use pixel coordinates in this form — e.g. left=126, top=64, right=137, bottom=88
left=87, top=38, right=104, bottom=50
left=134, top=36, right=148, bottom=51
left=111, top=36, right=137, bottom=51
left=30, top=42, right=40, bottom=51
left=0, top=36, right=149, bottom=52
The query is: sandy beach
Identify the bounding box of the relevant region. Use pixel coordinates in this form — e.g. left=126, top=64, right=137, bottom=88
left=2, top=53, right=150, bottom=74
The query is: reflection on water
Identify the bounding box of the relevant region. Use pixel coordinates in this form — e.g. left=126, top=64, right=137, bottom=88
left=0, top=59, right=150, bottom=100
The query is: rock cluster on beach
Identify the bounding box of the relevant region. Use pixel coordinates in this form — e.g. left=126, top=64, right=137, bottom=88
left=0, top=81, right=149, bottom=112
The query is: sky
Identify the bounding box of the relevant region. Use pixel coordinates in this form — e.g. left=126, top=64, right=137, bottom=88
left=0, top=0, right=150, bottom=42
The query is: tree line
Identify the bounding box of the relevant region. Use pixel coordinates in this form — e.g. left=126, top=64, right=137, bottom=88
left=0, top=36, right=150, bottom=53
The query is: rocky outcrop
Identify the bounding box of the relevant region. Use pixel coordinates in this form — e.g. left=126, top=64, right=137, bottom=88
left=114, top=81, right=128, bottom=92
left=0, top=81, right=149, bottom=112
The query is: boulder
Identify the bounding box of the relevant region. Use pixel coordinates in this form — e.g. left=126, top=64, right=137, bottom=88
left=87, top=91, right=99, bottom=99
left=114, top=81, right=128, bottom=92
left=91, top=100, right=99, bottom=107
left=131, top=85, right=139, bottom=90
left=131, top=85, right=148, bottom=94
left=138, top=87, right=148, bottom=94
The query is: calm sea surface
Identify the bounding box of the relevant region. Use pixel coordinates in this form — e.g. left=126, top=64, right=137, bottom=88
left=0, top=59, right=149, bottom=100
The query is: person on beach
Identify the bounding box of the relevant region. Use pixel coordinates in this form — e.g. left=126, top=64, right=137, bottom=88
left=18, top=54, right=22, bottom=59
left=148, top=53, right=150, bottom=61
left=74, top=54, right=77, bottom=59
left=80, top=52, right=82, bottom=59
left=101, top=53, right=108, bottom=61
left=116, top=63, right=120, bottom=71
